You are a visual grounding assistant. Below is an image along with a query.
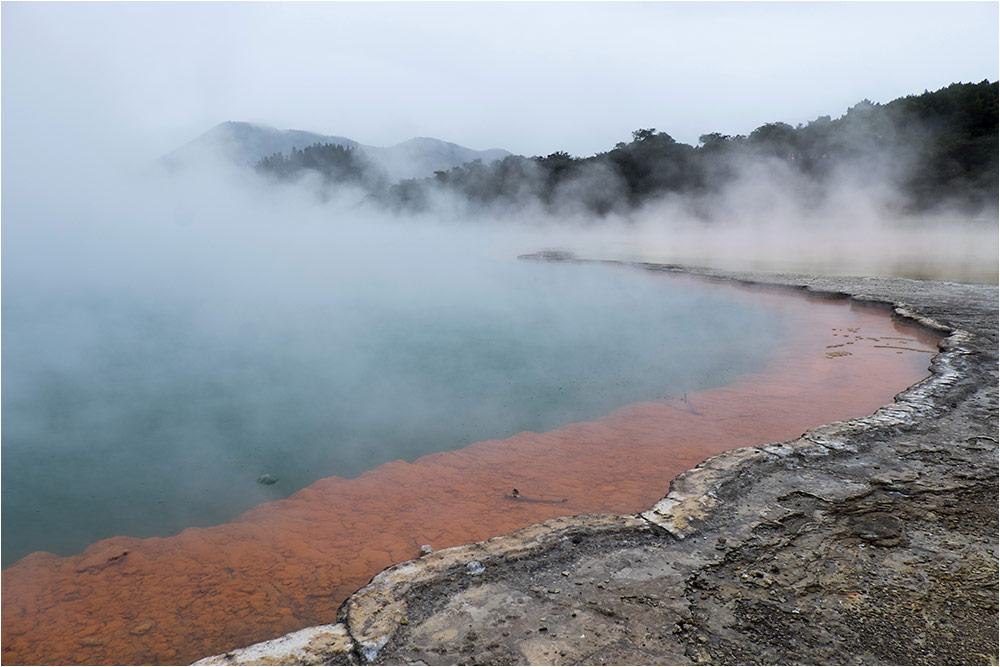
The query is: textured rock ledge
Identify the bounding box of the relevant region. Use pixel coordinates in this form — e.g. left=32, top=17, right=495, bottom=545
left=197, top=262, right=998, bottom=666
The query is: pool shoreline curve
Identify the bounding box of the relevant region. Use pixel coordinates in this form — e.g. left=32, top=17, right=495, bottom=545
left=197, top=259, right=999, bottom=666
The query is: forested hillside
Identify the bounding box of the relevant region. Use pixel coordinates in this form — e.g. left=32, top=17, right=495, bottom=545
left=256, top=143, right=386, bottom=190
left=255, top=81, right=998, bottom=215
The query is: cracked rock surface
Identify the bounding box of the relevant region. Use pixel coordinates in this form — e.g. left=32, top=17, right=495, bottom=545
left=196, top=263, right=998, bottom=666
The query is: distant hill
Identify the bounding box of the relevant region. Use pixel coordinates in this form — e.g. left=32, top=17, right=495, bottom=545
left=372, top=136, right=510, bottom=182
left=163, top=121, right=510, bottom=182
left=382, top=80, right=998, bottom=215
left=166, top=82, right=997, bottom=216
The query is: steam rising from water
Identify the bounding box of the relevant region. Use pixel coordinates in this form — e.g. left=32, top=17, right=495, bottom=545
left=2, top=125, right=995, bottom=564
left=619, top=156, right=998, bottom=282
left=3, top=161, right=791, bottom=565
left=378, top=147, right=998, bottom=283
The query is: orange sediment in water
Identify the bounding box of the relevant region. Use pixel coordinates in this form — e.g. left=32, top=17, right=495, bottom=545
left=1, top=283, right=940, bottom=665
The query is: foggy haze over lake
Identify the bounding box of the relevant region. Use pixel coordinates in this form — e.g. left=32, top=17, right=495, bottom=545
left=2, top=163, right=796, bottom=564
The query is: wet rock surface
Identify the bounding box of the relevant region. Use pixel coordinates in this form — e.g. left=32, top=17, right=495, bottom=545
left=202, top=262, right=997, bottom=666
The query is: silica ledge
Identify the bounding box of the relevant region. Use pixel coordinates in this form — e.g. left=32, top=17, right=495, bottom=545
left=197, top=260, right=998, bottom=666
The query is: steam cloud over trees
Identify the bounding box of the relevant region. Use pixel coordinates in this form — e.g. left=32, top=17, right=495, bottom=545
left=254, top=81, right=998, bottom=218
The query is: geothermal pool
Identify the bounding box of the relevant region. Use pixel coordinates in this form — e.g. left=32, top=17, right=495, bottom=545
left=1, top=262, right=939, bottom=666
left=2, top=259, right=784, bottom=566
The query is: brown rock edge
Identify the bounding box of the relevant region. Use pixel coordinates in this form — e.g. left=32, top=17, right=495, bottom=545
left=198, top=260, right=998, bottom=666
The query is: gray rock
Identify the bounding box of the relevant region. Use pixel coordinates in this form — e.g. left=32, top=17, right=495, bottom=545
left=193, top=624, right=353, bottom=665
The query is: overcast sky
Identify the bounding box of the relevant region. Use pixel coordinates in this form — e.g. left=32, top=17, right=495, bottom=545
left=3, top=1, right=998, bottom=164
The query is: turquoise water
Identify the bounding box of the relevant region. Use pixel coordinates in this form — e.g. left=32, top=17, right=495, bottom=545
left=2, top=253, right=785, bottom=566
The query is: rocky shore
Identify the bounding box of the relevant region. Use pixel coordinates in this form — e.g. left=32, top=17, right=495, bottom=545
left=197, top=262, right=998, bottom=666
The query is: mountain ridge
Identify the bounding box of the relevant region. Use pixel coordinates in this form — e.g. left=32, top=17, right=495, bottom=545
left=163, top=121, right=511, bottom=182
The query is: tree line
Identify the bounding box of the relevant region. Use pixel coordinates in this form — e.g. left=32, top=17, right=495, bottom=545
left=255, top=143, right=387, bottom=191
left=255, top=80, right=998, bottom=215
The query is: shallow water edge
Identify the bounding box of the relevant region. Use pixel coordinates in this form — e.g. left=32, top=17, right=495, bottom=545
left=195, top=262, right=998, bottom=666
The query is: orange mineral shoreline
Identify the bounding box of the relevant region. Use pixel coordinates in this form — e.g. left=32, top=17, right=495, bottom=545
left=1, top=278, right=940, bottom=666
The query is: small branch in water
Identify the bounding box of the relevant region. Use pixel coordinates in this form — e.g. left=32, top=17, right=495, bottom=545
left=873, top=344, right=934, bottom=353
left=659, top=393, right=702, bottom=416
left=506, top=488, right=568, bottom=504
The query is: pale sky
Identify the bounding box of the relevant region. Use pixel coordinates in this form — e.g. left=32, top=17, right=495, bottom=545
left=2, top=1, right=998, bottom=164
